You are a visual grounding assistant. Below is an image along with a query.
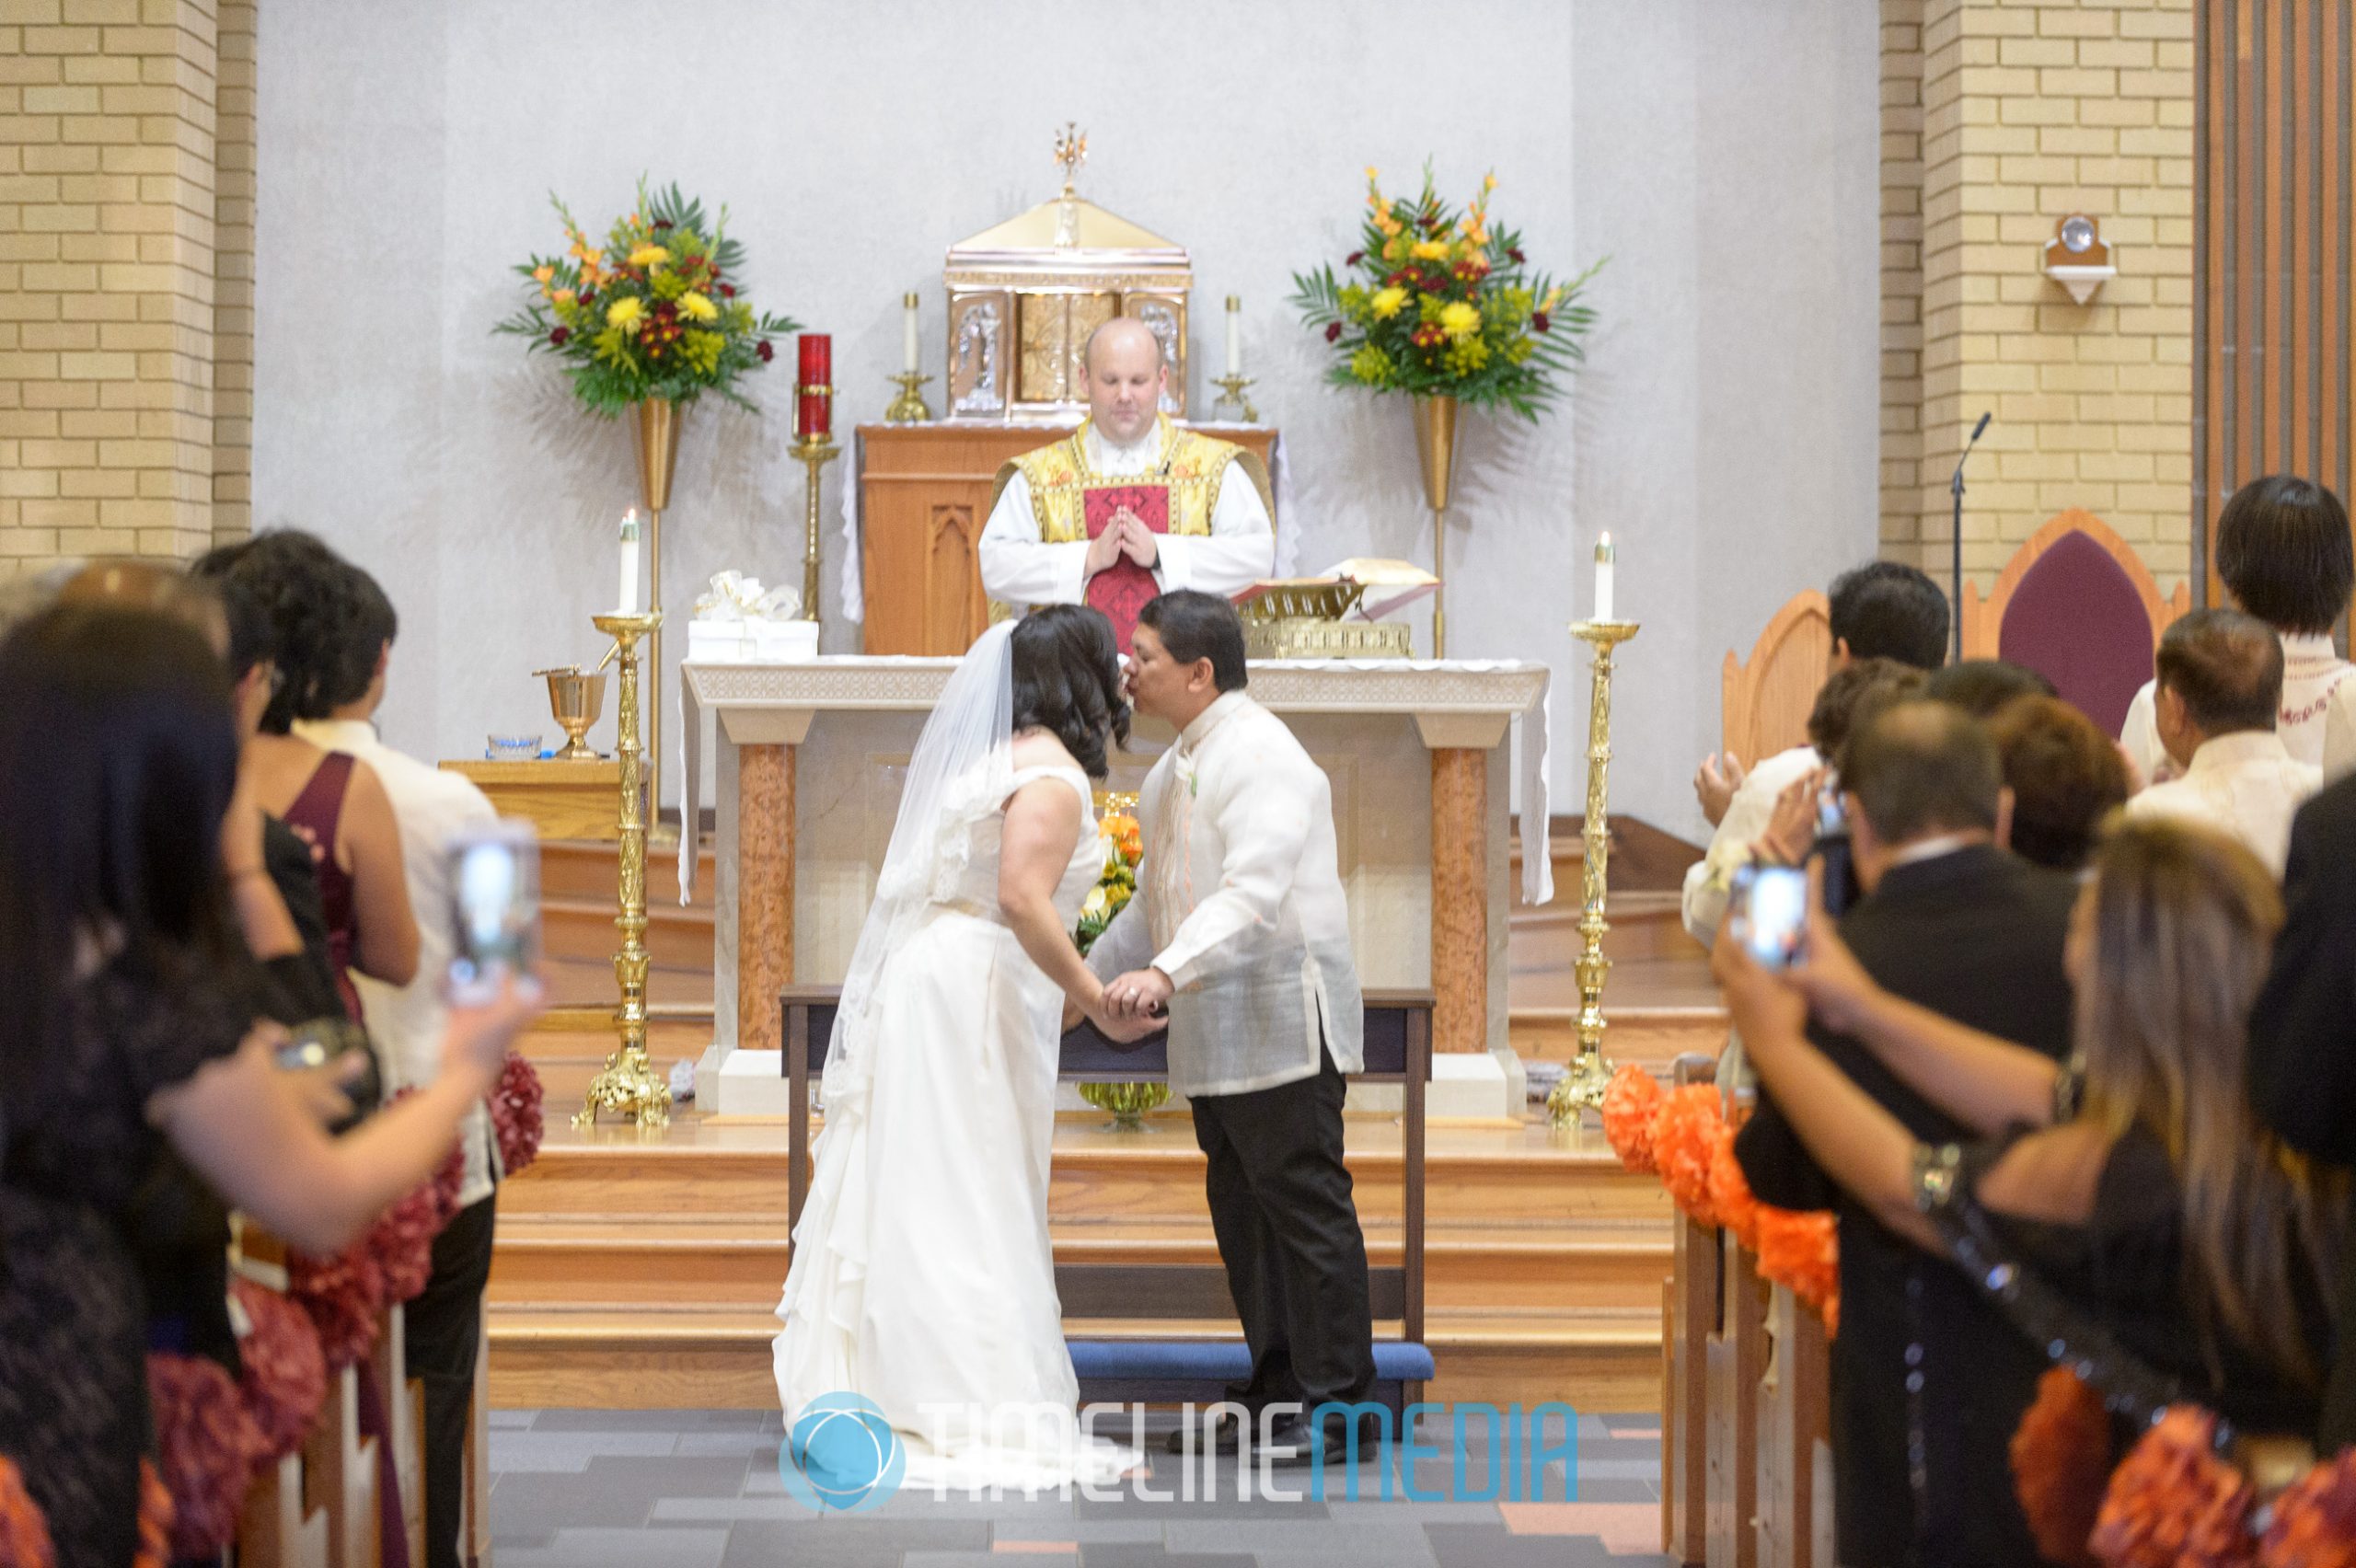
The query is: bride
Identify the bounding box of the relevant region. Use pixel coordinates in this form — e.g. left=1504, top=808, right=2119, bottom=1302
left=773, top=605, right=1149, bottom=1491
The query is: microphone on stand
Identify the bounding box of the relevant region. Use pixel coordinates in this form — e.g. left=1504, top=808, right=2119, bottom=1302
left=1950, top=411, right=1992, bottom=661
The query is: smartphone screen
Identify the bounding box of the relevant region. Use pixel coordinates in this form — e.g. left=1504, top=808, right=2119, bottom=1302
left=447, top=820, right=540, bottom=1001
left=1728, top=863, right=1808, bottom=971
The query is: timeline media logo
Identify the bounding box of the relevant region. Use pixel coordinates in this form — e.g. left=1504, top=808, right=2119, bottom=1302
left=778, top=1391, right=906, bottom=1513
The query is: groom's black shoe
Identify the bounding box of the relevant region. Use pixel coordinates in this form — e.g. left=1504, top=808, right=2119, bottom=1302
left=1163, top=1412, right=1246, bottom=1455
left=1265, top=1412, right=1387, bottom=1468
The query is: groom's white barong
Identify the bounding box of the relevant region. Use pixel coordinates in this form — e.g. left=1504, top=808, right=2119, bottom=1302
left=1086, top=689, right=1363, bottom=1095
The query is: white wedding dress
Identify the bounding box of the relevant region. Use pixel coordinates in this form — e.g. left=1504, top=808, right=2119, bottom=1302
left=772, top=761, right=1140, bottom=1492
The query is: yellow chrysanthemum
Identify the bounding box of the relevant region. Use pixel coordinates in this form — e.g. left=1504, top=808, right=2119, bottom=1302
left=678, top=292, right=719, bottom=322
left=1438, top=301, right=1482, bottom=340
left=1411, top=238, right=1451, bottom=261
left=1370, top=285, right=1409, bottom=320
left=606, top=296, right=644, bottom=330
left=629, top=245, right=670, bottom=269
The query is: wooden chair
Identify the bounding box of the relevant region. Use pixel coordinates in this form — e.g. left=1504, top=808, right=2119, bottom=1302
left=1960, top=509, right=2191, bottom=736
left=1721, top=592, right=1833, bottom=768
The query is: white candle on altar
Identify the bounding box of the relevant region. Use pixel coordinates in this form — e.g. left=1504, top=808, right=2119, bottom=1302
left=618, top=509, right=641, bottom=614
left=1594, top=532, right=1615, bottom=623
left=902, top=292, right=920, bottom=375
left=1225, top=294, right=1242, bottom=377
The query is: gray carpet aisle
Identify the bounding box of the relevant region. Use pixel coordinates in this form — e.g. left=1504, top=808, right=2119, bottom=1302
left=488, top=1408, right=1678, bottom=1567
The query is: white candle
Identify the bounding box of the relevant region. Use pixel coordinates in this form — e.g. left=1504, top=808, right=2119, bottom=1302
left=1225, top=294, right=1242, bottom=377
left=618, top=509, right=641, bottom=614
left=902, top=292, right=920, bottom=375
left=1594, top=532, right=1615, bottom=623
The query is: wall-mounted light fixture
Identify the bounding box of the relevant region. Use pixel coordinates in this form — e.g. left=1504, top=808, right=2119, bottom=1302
left=2042, top=213, right=2116, bottom=305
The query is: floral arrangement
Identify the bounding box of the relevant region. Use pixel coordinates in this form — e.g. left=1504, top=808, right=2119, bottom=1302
left=1290, top=166, right=1600, bottom=420
left=1600, top=1063, right=1841, bottom=1331
left=491, top=1053, right=547, bottom=1175
left=145, top=1354, right=265, bottom=1559
left=495, top=179, right=800, bottom=414
left=1077, top=812, right=1143, bottom=956
left=231, top=1277, right=327, bottom=1463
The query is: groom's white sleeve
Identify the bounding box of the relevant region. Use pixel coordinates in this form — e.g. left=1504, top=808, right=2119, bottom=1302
left=1150, top=763, right=1313, bottom=989
left=1085, top=894, right=1153, bottom=981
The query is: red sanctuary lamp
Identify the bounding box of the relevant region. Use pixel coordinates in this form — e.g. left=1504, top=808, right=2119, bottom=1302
left=789, top=332, right=838, bottom=624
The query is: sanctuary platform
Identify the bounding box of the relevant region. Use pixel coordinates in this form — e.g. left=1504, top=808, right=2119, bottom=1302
left=491, top=816, right=1716, bottom=1416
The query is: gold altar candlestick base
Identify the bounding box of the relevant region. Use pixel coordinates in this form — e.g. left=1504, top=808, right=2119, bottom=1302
left=576, top=609, right=671, bottom=1131
left=1548, top=618, right=1640, bottom=1128
left=791, top=425, right=840, bottom=626
left=884, top=371, right=935, bottom=424
left=1209, top=373, right=1258, bottom=425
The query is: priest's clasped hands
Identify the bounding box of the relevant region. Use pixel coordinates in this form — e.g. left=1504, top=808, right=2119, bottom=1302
left=1084, top=507, right=1160, bottom=579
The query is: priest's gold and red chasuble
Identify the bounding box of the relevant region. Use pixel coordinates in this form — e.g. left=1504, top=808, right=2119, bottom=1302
left=992, top=415, right=1270, bottom=651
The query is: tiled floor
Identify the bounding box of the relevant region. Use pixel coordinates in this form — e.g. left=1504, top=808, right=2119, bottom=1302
left=488, top=1408, right=1677, bottom=1567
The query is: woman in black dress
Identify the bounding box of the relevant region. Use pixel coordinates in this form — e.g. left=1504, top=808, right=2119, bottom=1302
left=1714, top=818, right=2343, bottom=1527
left=0, top=604, right=539, bottom=1567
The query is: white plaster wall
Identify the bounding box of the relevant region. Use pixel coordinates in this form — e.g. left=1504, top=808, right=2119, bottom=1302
left=253, top=0, right=1878, bottom=841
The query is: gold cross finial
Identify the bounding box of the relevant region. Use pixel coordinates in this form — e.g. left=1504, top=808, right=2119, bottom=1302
left=1054, top=122, right=1088, bottom=196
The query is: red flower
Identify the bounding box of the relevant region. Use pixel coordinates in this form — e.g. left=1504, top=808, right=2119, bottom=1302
left=549, top=327, right=570, bottom=348
left=1345, top=250, right=1364, bottom=267
left=1533, top=310, right=1552, bottom=332
left=720, top=283, right=735, bottom=298
left=756, top=340, right=775, bottom=363
left=232, top=1278, right=327, bottom=1462
left=2009, top=1368, right=2109, bottom=1568
left=653, top=217, right=674, bottom=230
left=491, top=1054, right=546, bottom=1175
left=1508, top=248, right=1526, bottom=264
left=147, top=1353, right=266, bottom=1559
left=580, top=288, right=596, bottom=306
left=1323, top=322, right=1343, bottom=343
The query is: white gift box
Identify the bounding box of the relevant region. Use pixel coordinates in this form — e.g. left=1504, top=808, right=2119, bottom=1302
left=750, top=619, right=818, bottom=661
left=687, top=618, right=818, bottom=663
left=687, top=622, right=753, bottom=663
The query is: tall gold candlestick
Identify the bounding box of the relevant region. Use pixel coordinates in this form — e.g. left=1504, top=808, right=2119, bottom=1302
left=1548, top=617, right=1639, bottom=1126
left=576, top=609, right=671, bottom=1129
left=791, top=427, right=839, bottom=625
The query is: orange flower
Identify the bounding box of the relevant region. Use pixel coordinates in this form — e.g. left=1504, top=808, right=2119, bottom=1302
left=2010, top=1368, right=2110, bottom=1568
left=1651, top=1084, right=1724, bottom=1225
left=1600, top=1063, right=1665, bottom=1173
left=0, top=1456, right=53, bottom=1568
left=1754, top=1205, right=1839, bottom=1331
left=2258, top=1445, right=2356, bottom=1566
left=133, top=1459, right=172, bottom=1568
left=2088, top=1407, right=2258, bottom=1568
left=1707, top=1122, right=1761, bottom=1253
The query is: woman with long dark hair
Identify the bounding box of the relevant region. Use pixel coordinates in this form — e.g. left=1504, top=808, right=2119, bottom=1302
left=0, top=604, right=537, bottom=1566
left=1715, top=817, right=2343, bottom=1519
left=773, top=605, right=1149, bottom=1490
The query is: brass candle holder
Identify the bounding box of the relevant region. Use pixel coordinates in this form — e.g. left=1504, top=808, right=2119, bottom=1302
left=884, top=371, right=935, bottom=424
left=1209, top=373, right=1258, bottom=424
left=1548, top=617, right=1639, bottom=1126
left=575, top=609, right=671, bottom=1130
left=791, top=421, right=839, bottom=625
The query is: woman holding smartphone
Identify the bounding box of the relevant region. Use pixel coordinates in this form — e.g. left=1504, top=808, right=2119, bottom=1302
left=0, top=603, right=541, bottom=1568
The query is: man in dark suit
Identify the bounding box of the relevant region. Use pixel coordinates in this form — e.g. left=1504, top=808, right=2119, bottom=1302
left=1735, top=701, right=2079, bottom=1567
left=2246, top=772, right=2356, bottom=1450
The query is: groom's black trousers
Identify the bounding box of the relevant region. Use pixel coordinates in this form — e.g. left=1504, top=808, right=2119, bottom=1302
left=1189, top=1040, right=1377, bottom=1414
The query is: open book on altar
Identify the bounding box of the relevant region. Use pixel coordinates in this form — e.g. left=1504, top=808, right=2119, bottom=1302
left=1230, top=559, right=1441, bottom=623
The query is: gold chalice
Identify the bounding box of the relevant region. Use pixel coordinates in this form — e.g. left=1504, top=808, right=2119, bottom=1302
left=535, top=665, right=607, bottom=761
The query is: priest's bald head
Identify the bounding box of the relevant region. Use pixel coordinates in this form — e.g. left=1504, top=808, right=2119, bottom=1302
left=1082, top=317, right=1166, bottom=446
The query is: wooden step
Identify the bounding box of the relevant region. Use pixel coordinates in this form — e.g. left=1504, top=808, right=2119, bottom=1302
left=542, top=838, right=714, bottom=910
left=484, top=1305, right=1660, bottom=1412
left=1508, top=891, right=1704, bottom=963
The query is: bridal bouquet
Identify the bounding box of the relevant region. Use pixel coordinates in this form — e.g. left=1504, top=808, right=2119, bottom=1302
left=494, top=179, right=800, bottom=414
left=1076, top=811, right=1142, bottom=955
left=1289, top=165, right=1600, bottom=420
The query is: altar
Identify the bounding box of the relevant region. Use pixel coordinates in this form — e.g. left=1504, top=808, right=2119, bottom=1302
left=676, top=656, right=1553, bottom=1119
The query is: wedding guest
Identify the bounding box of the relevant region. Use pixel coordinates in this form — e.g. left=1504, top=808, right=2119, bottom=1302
left=2122, top=475, right=2352, bottom=783
left=2245, top=771, right=2356, bottom=1447
left=1984, top=696, right=2131, bottom=875
left=1718, top=816, right=2341, bottom=1501
left=1925, top=657, right=2056, bottom=718
left=1683, top=562, right=1949, bottom=940
left=0, top=602, right=537, bottom=1568
left=2124, top=608, right=2320, bottom=877
left=285, top=545, right=502, bottom=1568
left=1732, top=700, right=2078, bottom=1567
left=195, top=535, right=420, bottom=1017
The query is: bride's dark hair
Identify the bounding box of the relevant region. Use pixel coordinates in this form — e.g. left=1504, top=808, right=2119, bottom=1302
left=1010, top=605, right=1128, bottom=778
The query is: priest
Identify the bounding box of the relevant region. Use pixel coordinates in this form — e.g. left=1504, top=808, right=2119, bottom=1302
left=978, top=317, right=1275, bottom=651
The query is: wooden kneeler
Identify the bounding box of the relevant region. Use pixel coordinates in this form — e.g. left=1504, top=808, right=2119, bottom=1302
left=784, top=986, right=1439, bottom=1422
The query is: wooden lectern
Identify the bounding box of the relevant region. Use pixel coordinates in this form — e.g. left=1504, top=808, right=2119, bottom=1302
left=854, top=421, right=1278, bottom=655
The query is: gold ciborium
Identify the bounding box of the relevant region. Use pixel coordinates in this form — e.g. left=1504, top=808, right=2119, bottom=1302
left=534, top=665, right=607, bottom=761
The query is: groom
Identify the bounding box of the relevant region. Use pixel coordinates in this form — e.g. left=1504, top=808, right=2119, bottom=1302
left=1089, top=589, right=1375, bottom=1460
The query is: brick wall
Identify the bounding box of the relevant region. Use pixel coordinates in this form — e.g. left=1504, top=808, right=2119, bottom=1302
left=0, top=0, right=248, bottom=576
left=1886, top=0, right=2198, bottom=603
